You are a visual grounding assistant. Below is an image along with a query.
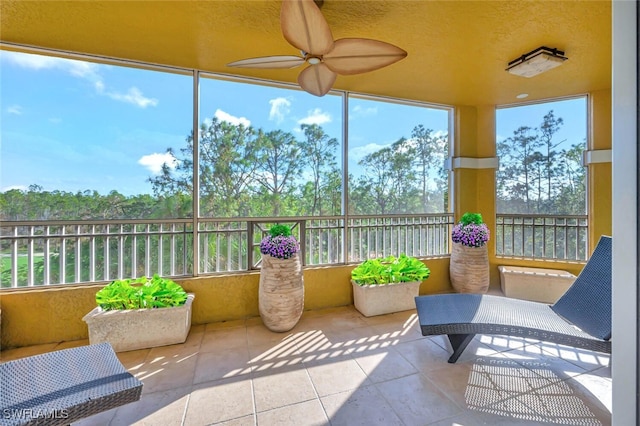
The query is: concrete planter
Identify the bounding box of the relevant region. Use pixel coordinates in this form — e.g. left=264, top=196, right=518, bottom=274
left=83, top=294, right=195, bottom=352
left=352, top=280, right=421, bottom=317
left=498, top=266, right=576, bottom=303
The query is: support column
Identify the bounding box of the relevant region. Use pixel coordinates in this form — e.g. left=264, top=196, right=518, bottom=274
left=588, top=90, right=612, bottom=249
left=453, top=105, right=499, bottom=288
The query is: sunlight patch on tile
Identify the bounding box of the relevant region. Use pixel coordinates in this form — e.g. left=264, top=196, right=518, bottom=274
left=465, top=358, right=603, bottom=424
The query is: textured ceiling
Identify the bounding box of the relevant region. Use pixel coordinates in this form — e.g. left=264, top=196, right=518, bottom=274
left=0, top=0, right=612, bottom=106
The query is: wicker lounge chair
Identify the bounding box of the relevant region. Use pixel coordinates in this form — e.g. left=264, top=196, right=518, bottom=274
left=415, top=236, right=612, bottom=363
left=0, top=342, right=142, bottom=426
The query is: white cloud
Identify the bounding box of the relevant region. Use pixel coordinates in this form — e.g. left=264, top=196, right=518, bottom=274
left=1, top=185, right=28, bottom=192
left=350, top=105, right=378, bottom=119
left=214, top=109, right=251, bottom=127
left=138, top=152, right=178, bottom=175
left=2, top=51, right=158, bottom=109
left=105, top=87, right=158, bottom=108
left=349, top=142, right=390, bottom=162
left=297, top=108, right=331, bottom=125
left=269, top=97, right=291, bottom=124
left=1, top=51, right=102, bottom=82
left=49, top=118, right=62, bottom=124
left=7, top=105, right=23, bottom=115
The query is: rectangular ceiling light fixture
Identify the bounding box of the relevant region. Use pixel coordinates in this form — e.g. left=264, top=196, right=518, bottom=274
left=506, top=46, right=568, bottom=78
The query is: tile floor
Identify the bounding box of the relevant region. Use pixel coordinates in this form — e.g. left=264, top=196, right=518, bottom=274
left=0, top=305, right=611, bottom=426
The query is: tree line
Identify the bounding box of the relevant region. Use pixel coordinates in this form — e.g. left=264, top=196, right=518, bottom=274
left=497, top=110, right=586, bottom=215
left=0, top=110, right=584, bottom=222
left=1, top=118, right=448, bottom=221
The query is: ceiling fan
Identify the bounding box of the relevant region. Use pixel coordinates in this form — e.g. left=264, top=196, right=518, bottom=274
left=227, top=0, right=408, bottom=97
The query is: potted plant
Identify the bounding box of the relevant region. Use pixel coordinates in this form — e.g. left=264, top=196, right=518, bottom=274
left=351, top=254, right=430, bottom=317
left=450, top=212, right=490, bottom=293
left=258, top=224, right=304, bottom=332
left=83, top=274, right=195, bottom=352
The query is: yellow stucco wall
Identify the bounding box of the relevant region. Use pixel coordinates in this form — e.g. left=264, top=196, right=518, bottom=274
left=0, top=258, right=450, bottom=349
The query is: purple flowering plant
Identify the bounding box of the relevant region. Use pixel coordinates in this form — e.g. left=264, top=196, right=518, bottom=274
left=451, top=212, right=490, bottom=248
left=260, top=224, right=299, bottom=260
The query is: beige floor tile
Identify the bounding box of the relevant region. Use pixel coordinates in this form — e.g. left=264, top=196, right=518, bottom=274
left=316, top=311, right=371, bottom=332
left=394, top=336, right=452, bottom=373
left=375, top=373, right=461, bottom=424
left=456, top=356, right=558, bottom=410
left=193, top=347, right=251, bottom=385
left=249, top=341, right=304, bottom=374
left=182, top=326, right=205, bottom=349
left=6, top=305, right=614, bottom=426
left=138, top=350, right=198, bottom=394
left=252, top=365, right=317, bottom=412
left=419, top=360, right=477, bottom=409
left=321, top=385, right=403, bottom=426
left=427, top=410, right=548, bottom=425
left=563, top=371, right=612, bottom=418
left=293, top=330, right=339, bottom=359
left=117, top=348, right=151, bottom=372
left=500, top=344, right=591, bottom=382
left=256, top=399, right=328, bottom=426
left=183, top=377, right=254, bottom=425
left=212, top=414, right=256, bottom=425
left=53, top=339, right=90, bottom=351
left=205, top=318, right=248, bottom=331
left=351, top=347, right=417, bottom=383
left=305, top=356, right=369, bottom=397
left=200, top=326, right=248, bottom=353
left=110, top=386, right=190, bottom=426
left=308, top=327, right=383, bottom=357
left=502, top=380, right=608, bottom=425
left=143, top=343, right=199, bottom=364
left=0, top=342, right=59, bottom=362
left=359, top=309, right=417, bottom=325
left=73, top=406, right=118, bottom=425
left=246, top=323, right=299, bottom=347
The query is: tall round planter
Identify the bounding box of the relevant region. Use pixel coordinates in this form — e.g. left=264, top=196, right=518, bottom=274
left=450, top=242, right=489, bottom=293
left=259, top=253, right=304, bottom=332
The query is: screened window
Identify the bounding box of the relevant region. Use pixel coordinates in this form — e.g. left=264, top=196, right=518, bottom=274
left=192, top=77, right=343, bottom=218
left=347, top=96, right=451, bottom=215
left=0, top=50, right=193, bottom=220
left=496, top=97, right=587, bottom=215
left=495, top=97, right=588, bottom=260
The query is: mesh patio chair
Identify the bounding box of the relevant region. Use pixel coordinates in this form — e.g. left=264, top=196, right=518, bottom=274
left=415, top=236, right=612, bottom=363
left=0, top=342, right=142, bottom=426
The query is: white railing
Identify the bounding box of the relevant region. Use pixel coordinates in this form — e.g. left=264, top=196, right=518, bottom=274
left=0, top=220, right=194, bottom=288
left=1, top=214, right=453, bottom=288
left=495, top=214, right=588, bottom=261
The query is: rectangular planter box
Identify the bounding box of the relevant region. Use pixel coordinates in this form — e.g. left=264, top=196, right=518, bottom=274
left=352, top=280, right=420, bottom=317
left=498, top=266, right=576, bottom=303
left=83, top=294, right=195, bottom=352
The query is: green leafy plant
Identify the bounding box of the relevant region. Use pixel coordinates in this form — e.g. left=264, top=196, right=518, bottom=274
left=268, top=224, right=292, bottom=237
left=460, top=212, right=484, bottom=226
left=95, top=274, right=188, bottom=310
left=351, top=254, right=431, bottom=286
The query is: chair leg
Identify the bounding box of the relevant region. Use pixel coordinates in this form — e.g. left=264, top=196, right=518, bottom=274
left=447, top=334, right=475, bottom=363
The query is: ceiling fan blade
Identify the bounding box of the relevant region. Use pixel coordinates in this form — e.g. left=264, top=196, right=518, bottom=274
left=281, top=0, right=334, bottom=55
left=323, top=38, right=408, bottom=75
left=227, top=55, right=305, bottom=69
left=298, top=63, right=337, bottom=97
